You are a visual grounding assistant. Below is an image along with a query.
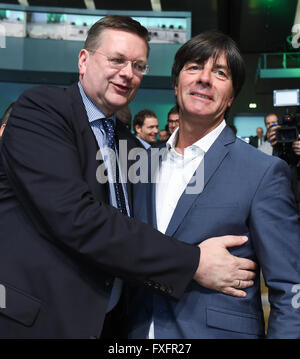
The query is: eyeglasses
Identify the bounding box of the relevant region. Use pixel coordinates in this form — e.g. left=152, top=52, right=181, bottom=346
left=89, top=49, right=150, bottom=75
left=168, top=119, right=179, bottom=124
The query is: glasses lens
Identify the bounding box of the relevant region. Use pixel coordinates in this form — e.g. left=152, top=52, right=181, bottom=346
left=109, top=58, right=126, bottom=67
left=142, top=64, right=150, bottom=75
left=132, top=62, right=149, bottom=75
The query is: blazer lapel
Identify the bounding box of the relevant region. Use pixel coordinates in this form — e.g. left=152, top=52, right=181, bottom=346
left=66, top=84, right=109, bottom=203
left=151, top=143, right=168, bottom=229
left=165, top=126, right=236, bottom=237
left=115, top=119, right=145, bottom=215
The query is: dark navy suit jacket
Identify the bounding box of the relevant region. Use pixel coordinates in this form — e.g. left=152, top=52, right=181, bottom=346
left=128, top=125, right=300, bottom=339
left=0, top=84, right=199, bottom=338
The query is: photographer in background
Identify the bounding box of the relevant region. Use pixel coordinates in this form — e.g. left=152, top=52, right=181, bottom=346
left=268, top=114, right=300, bottom=211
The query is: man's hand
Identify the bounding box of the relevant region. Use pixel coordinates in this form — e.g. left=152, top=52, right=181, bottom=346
left=193, top=236, right=256, bottom=298
left=269, top=124, right=280, bottom=147
left=292, top=134, right=300, bottom=156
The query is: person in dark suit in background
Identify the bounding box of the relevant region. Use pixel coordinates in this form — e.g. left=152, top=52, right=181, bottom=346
left=0, top=16, right=256, bottom=338
left=167, top=105, right=180, bottom=135
left=158, top=129, right=169, bottom=143
left=249, top=127, right=264, bottom=148
left=133, top=109, right=159, bottom=148
left=127, top=30, right=300, bottom=339
left=116, top=105, right=132, bottom=130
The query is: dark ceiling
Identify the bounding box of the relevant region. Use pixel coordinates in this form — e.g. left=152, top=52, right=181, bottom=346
left=0, top=0, right=298, bottom=53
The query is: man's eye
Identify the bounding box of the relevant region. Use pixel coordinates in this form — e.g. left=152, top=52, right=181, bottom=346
left=134, top=62, right=145, bottom=71
left=187, top=65, right=200, bottom=71
left=110, top=58, right=125, bottom=65
left=216, top=70, right=228, bottom=78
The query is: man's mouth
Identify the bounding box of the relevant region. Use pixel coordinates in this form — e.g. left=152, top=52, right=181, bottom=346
left=112, top=82, right=131, bottom=93
left=191, top=92, right=213, bottom=101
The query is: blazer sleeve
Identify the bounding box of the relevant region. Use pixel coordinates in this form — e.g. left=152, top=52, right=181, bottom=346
left=1, top=86, right=200, bottom=300
left=249, top=157, right=300, bottom=338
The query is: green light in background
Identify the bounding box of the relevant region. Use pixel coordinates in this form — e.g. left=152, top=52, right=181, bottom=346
left=249, top=103, right=257, bottom=109
left=249, top=0, right=259, bottom=9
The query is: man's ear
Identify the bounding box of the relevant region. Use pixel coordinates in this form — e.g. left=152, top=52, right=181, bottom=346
left=135, top=125, right=142, bottom=135
left=227, top=94, right=234, bottom=108
left=78, top=49, right=89, bottom=76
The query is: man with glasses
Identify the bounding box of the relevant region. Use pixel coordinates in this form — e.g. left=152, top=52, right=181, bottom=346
left=0, top=16, right=256, bottom=338
left=167, top=105, right=180, bottom=135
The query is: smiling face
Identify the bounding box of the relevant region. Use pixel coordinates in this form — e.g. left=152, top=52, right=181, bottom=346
left=78, top=29, right=148, bottom=117
left=136, top=116, right=159, bottom=144
left=174, top=52, right=234, bottom=128
left=168, top=113, right=180, bottom=134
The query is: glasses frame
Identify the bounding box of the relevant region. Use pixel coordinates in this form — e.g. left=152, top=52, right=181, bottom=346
left=88, top=49, right=150, bottom=76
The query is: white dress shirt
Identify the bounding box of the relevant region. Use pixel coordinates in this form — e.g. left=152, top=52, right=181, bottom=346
left=136, top=135, right=152, bottom=149
left=156, top=120, right=226, bottom=234
left=149, top=119, right=226, bottom=338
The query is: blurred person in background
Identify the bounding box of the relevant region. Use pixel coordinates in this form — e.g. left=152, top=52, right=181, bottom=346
left=249, top=127, right=264, bottom=148
left=258, top=113, right=279, bottom=156
left=116, top=104, right=132, bottom=130
left=268, top=113, right=300, bottom=211
left=167, top=105, right=180, bottom=135
left=133, top=109, right=159, bottom=148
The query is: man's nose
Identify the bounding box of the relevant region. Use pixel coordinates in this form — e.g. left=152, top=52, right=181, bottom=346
left=119, top=61, right=134, bottom=78
left=198, top=67, right=212, bottom=85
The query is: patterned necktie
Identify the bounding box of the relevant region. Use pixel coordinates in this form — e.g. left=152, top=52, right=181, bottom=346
left=101, top=118, right=128, bottom=216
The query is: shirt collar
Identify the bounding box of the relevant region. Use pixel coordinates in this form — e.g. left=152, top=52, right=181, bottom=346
left=136, top=136, right=151, bottom=149
left=78, top=81, right=115, bottom=124
left=166, top=120, right=226, bottom=154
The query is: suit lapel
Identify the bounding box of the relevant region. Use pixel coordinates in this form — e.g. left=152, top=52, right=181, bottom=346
left=66, top=84, right=109, bottom=203
left=151, top=144, right=167, bottom=229
left=115, top=119, right=143, bottom=215
left=165, top=126, right=235, bottom=237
